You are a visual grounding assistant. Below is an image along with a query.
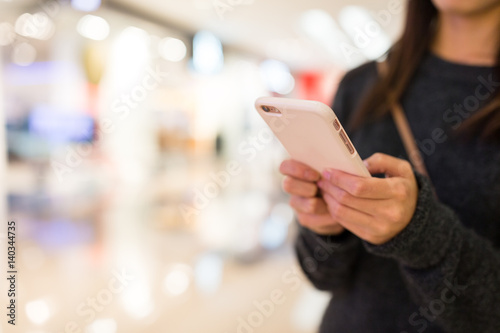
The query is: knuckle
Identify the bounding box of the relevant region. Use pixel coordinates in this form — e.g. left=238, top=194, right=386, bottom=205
left=288, top=196, right=299, bottom=210
left=393, top=182, right=407, bottom=199
left=282, top=176, right=294, bottom=193
left=281, top=160, right=302, bottom=178
left=306, top=198, right=319, bottom=214
left=337, top=189, right=350, bottom=204
left=297, top=198, right=310, bottom=213
left=290, top=196, right=318, bottom=214
left=402, top=160, right=412, bottom=171
left=398, top=160, right=412, bottom=175
left=386, top=206, right=404, bottom=223
left=372, top=152, right=384, bottom=162
left=386, top=209, right=398, bottom=223
left=296, top=183, right=318, bottom=198
left=330, top=201, right=343, bottom=218
left=350, top=181, right=366, bottom=196
left=306, top=184, right=318, bottom=197
left=288, top=164, right=299, bottom=177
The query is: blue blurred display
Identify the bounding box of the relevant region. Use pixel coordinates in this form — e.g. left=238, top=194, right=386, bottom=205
left=28, top=105, right=94, bottom=143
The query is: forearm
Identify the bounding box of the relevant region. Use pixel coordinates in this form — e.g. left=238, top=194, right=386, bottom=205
left=295, top=224, right=362, bottom=292
left=364, top=173, right=500, bottom=332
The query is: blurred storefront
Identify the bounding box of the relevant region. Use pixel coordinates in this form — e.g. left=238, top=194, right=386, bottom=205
left=0, top=0, right=402, bottom=332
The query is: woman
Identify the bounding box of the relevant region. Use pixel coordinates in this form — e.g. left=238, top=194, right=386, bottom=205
left=280, top=0, right=500, bottom=332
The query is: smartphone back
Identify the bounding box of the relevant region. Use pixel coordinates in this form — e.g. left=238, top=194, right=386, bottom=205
left=255, top=97, right=370, bottom=177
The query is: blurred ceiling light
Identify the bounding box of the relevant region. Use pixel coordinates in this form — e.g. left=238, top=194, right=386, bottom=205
left=300, top=9, right=337, bottom=41
left=86, top=318, right=117, bottom=333
left=25, top=299, right=50, bottom=325
left=114, top=26, right=150, bottom=65
left=111, top=26, right=150, bottom=86
left=299, top=10, right=348, bottom=54
left=192, top=30, right=224, bottom=75
left=0, top=22, right=16, bottom=46
left=77, top=15, right=109, bottom=41
left=163, top=264, right=192, bottom=296
left=159, top=37, right=187, bottom=62
left=15, top=12, right=55, bottom=40
left=71, top=0, right=101, bottom=12
left=338, top=6, right=391, bottom=60
left=299, top=9, right=358, bottom=67
left=265, top=38, right=312, bottom=66
left=259, top=59, right=295, bottom=95
left=12, top=42, right=37, bottom=66
left=194, top=253, right=223, bottom=294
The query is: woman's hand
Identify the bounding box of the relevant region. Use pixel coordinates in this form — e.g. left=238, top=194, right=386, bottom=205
left=280, top=160, right=345, bottom=235
left=317, top=153, right=418, bottom=245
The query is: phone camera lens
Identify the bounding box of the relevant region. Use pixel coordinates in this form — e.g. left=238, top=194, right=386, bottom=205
left=262, top=106, right=270, bottom=112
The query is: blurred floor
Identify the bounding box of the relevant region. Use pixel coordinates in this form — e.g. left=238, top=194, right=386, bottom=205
left=3, top=154, right=331, bottom=333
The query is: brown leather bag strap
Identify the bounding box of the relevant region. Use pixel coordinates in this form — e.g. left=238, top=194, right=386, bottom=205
left=390, top=103, right=430, bottom=178
left=376, top=60, right=431, bottom=178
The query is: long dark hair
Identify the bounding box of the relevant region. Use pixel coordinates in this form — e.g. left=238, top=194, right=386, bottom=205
left=350, top=0, right=500, bottom=141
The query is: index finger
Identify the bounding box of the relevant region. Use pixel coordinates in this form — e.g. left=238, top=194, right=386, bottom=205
left=280, top=159, right=321, bottom=182
left=323, top=169, right=394, bottom=199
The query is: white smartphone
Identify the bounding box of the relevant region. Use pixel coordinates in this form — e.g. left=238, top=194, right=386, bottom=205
left=255, top=96, right=370, bottom=177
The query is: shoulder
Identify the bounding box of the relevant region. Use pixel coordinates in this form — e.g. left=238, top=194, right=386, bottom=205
left=338, top=61, right=378, bottom=95
left=333, top=61, right=379, bottom=123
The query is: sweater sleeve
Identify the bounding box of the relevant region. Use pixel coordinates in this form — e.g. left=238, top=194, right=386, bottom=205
left=364, top=173, right=500, bottom=332
left=295, top=226, right=362, bottom=292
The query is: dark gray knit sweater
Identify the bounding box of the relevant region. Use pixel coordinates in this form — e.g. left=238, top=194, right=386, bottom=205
left=295, top=53, right=500, bottom=333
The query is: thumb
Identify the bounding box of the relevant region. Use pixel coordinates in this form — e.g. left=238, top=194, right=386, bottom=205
left=363, top=153, right=413, bottom=178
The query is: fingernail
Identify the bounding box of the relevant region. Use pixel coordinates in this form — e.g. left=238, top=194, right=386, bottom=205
left=363, top=160, right=369, bottom=167
left=322, top=170, right=331, bottom=180
left=317, top=180, right=324, bottom=188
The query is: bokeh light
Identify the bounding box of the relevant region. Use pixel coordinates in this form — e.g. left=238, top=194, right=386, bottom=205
left=163, top=264, right=192, bottom=296
left=158, top=37, right=187, bottom=62
left=25, top=299, right=50, bottom=325
left=86, top=318, right=117, bottom=333
left=77, top=15, right=110, bottom=41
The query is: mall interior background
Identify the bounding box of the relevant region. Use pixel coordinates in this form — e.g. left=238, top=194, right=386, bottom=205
left=0, top=0, right=403, bottom=332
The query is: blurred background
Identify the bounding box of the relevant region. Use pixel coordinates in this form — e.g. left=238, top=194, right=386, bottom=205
left=0, top=0, right=404, bottom=332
